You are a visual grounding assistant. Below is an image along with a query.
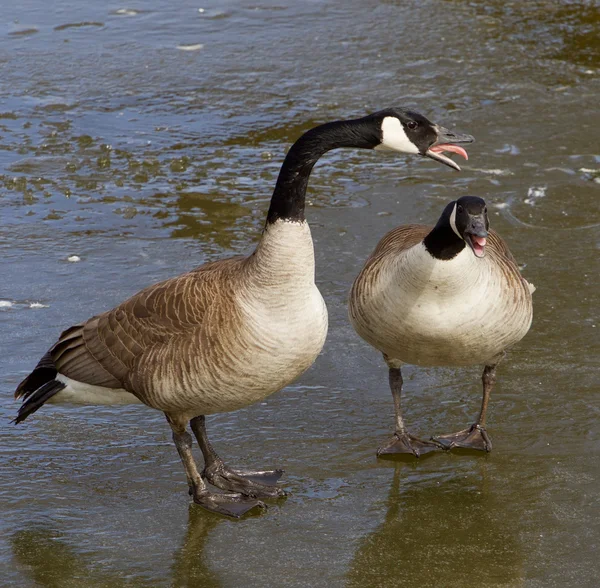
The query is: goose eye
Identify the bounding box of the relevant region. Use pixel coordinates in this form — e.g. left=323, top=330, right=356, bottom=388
left=457, top=205, right=464, bottom=213
left=407, top=121, right=418, bottom=130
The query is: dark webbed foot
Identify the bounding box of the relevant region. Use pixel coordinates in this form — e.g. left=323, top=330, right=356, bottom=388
left=377, top=432, right=442, bottom=458
left=433, top=424, right=492, bottom=452
left=230, top=468, right=284, bottom=486
left=377, top=364, right=443, bottom=458
left=167, top=417, right=267, bottom=519
left=192, top=488, right=267, bottom=518
left=204, top=463, right=286, bottom=499
left=189, top=415, right=286, bottom=499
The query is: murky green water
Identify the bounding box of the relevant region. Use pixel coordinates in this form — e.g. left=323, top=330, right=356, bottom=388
left=1, top=1, right=598, bottom=586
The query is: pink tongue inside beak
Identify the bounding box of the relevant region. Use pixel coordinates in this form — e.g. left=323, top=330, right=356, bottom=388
left=471, top=235, right=487, bottom=256
left=429, top=144, right=469, bottom=160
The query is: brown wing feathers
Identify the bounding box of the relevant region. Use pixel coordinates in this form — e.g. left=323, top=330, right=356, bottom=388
left=14, top=256, right=245, bottom=422
left=486, top=230, right=518, bottom=266
left=368, top=225, right=430, bottom=260
left=51, top=324, right=121, bottom=388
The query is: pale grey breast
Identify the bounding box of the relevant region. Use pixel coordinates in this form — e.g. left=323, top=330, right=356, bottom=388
left=349, top=227, right=533, bottom=367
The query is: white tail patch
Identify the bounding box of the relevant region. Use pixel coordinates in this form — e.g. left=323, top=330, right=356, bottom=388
left=52, top=373, right=143, bottom=406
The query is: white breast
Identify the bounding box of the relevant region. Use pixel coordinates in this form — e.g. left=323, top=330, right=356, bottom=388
left=231, top=220, right=329, bottom=404
left=147, top=219, right=329, bottom=416
left=352, top=243, right=532, bottom=367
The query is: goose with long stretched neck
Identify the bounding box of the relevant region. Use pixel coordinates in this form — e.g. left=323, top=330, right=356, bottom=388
left=14, top=109, right=473, bottom=517
left=349, top=196, right=535, bottom=457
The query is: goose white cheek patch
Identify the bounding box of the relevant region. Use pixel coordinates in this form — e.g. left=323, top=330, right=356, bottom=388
left=374, top=117, right=420, bottom=154
left=449, top=203, right=462, bottom=239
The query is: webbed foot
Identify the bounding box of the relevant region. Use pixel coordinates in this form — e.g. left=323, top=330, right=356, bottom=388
left=192, top=489, right=266, bottom=518
left=377, top=432, right=442, bottom=458
left=433, top=424, right=492, bottom=452
left=231, top=468, right=284, bottom=486
left=204, top=463, right=286, bottom=499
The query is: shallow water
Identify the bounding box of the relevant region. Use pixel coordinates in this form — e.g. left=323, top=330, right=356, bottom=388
left=1, top=1, right=599, bottom=586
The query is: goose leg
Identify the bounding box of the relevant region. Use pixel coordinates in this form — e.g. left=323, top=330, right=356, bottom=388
left=190, top=416, right=286, bottom=499
left=433, top=363, right=498, bottom=452
left=377, top=366, right=441, bottom=457
left=166, top=415, right=266, bottom=518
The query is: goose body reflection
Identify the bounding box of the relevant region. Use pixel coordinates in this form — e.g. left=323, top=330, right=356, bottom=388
left=346, top=465, right=523, bottom=586
left=11, top=508, right=224, bottom=587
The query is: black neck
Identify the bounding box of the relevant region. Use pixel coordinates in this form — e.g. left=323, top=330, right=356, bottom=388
left=266, top=118, right=380, bottom=224
left=423, top=224, right=465, bottom=260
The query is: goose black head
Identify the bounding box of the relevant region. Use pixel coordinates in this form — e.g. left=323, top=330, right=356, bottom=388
left=448, top=196, right=489, bottom=258
left=424, top=196, right=489, bottom=260
left=368, top=108, right=474, bottom=170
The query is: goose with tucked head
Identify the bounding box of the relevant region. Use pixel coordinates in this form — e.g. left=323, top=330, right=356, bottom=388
left=349, top=196, right=535, bottom=456
left=14, top=109, right=473, bottom=517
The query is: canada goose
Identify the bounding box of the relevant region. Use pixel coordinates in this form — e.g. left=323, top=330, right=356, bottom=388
left=349, top=196, right=534, bottom=456
left=14, top=109, right=473, bottom=517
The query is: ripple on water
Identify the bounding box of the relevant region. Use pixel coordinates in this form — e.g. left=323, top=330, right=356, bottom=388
left=176, top=44, right=204, bottom=52
left=53, top=22, right=104, bottom=31
left=524, top=185, right=547, bottom=206
left=197, top=8, right=233, bottom=19
left=113, top=8, right=140, bottom=16
left=8, top=28, right=39, bottom=37
left=0, top=300, right=49, bottom=310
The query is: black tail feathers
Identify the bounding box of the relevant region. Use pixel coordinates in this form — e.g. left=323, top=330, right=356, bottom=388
left=14, top=352, right=65, bottom=424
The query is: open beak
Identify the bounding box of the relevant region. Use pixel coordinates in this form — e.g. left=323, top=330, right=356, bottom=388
left=463, top=215, right=488, bottom=258
left=425, top=126, right=474, bottom=171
